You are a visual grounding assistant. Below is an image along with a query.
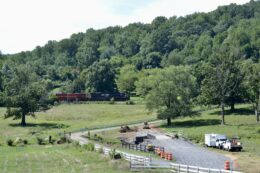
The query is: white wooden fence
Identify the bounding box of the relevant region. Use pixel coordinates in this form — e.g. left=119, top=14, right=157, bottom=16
left=78, top=139, right=243, bottom=173
left=94, top=144, right=150, bottom=164
left=130, top=162, right=243, bottom=173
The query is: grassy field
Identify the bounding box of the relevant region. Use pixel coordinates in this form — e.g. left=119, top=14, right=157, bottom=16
left=160, top=104, right=260, bottom=172
left=0, top=144, right=130, bottom=173
left=0, top=102, right=153, bottom=173
left=0, top=103, right=155, bottom=144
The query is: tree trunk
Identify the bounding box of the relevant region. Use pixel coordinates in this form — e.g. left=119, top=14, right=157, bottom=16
left=167, top=118, right=171, bottom=126
left=256, top=102, right=259, bottom=123
left=255, top=109, right=259, bottom=123
left=21, top=114, right=26, bottom=127
left=221, top=101, right=225, bottom=125
left=230, top=102, right=235, bottom=112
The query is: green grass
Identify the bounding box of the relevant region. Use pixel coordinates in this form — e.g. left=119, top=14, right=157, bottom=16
left=0, top=103, right=155, bottom=144
left=0, top=144, right=131, bottom=173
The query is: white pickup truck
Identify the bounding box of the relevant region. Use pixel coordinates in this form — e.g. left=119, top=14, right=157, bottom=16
left=222, top=137, right=242, bottom=151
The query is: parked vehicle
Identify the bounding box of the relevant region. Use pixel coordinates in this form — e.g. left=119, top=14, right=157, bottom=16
left=216, top=138, right=227, bottom=149
left=205, top=134, right=227, bottom=147
left=222, top=137, right=242, bottom=151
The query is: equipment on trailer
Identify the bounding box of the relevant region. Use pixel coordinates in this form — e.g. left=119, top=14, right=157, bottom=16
left=223, top=137, right=242, bottom=151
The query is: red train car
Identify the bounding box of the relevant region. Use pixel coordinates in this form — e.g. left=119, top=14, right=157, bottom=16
left=56, top=93, right=87, bottom=102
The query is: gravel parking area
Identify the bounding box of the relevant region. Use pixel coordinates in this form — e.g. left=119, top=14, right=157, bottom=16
left=146, top=131, right=232, bottom=169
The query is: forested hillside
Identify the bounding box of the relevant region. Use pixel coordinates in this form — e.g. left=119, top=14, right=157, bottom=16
left=0, top=1, right=259, bottom=124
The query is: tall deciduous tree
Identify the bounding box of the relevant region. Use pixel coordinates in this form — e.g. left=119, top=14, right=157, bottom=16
left=242, top=60, right=260, bottom=122
left=199, top=46, right=242, bottom=125
left=145, top=66, right=196, bottom=126
left=3, top=66, right=48, bottom=126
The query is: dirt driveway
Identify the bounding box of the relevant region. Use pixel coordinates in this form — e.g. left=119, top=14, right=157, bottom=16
left=145, top=131, right=232, bottom=169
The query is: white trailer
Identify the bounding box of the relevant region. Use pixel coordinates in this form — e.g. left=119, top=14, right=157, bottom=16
left=205, top=134, right=227, bottom=147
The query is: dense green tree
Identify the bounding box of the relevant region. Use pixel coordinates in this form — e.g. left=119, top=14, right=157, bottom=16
left=2, top=66, right=48, bottom=126
left=144, top=66, right=196, bottom=126
left=199, top=46, right=243, bottom=125
left=116, top=65, right=138, bottom=94
left=81, top=59, right=116, bottom=92
left=242, top=60, right=260, bottom=122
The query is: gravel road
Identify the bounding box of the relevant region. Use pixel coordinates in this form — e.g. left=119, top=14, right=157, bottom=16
left=70, top=126, right=170, bottom=165
left=146, top=131, right=232, bottom=169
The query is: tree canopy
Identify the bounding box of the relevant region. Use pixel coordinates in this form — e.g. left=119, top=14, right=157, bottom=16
left=0, top=1, right=260, bottom=125
left=139, top=66, right=196, bottom=125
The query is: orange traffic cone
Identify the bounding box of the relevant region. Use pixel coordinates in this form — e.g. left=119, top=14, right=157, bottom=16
left=225, top=161, right=230, bottom=170
left=168, top=153, right=173, bottom=160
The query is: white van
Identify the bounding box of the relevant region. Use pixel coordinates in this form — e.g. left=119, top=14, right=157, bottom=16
left=205, top=134, right=227, bottom=147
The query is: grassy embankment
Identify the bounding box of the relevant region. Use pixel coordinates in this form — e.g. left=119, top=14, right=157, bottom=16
left=0, top=144, right=130, bottom=173
left=160, top=104, right=260, bottom=172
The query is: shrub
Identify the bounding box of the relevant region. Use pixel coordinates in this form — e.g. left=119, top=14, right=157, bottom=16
left=109, top=148, right=116, bottom=159
left=97, top=147, right=104, bottom=154
left=13, top=137, right=25, bottom=146
left=72, top=141, right=80, bottom=147
left=109, top=148, right=121, bottom=160
left=6, top=139, right=14, bottom=146
left=126, top=100, right=135, bottom=105
left=83, top=143, right=95, bottom=151
left=36, top=137, right=45, bottom=145
left=93, top=134, right=103, bottom=142
left=109, top=97, right=115, bottom=104
left=23, top=139, right=28, bottom=145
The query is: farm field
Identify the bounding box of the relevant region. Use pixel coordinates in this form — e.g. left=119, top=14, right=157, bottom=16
left=160, top=104, right=260, bottom=172
left=0, top=145, right=130, bottom=173
left=0, top=103, right=156, bottom=144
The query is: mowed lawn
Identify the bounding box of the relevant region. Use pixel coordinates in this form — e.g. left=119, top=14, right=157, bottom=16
left=0, top=145, right=131, bottom=173
left=160, top=104, right=260, bottom=172
left=0, top=103, right=155, bottom=143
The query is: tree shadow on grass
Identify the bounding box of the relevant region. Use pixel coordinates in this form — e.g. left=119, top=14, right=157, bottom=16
left=160, top=119, right=221, bottom=128
left=209, top=107, right=254, bottom=116
left=9, top=123, right=69, bottom=129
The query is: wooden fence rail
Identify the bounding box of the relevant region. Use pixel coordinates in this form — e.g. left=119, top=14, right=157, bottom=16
left=130, top=162, right=243, bottom=173
left=121, top=142, right=165, bottom=153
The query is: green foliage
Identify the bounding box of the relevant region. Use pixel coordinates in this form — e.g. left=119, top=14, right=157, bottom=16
left=241, top=60, right=260, bottom=121
left=198, top=46, right=244, bottom=124
left=1, top=64, right=52, bottom=126
left=6, top=139, right=14, bottom=146
left=83, top=143, right=95, bottom=151
left=81, top=59, right=116, bottom=92
left=142, top=66, right=197, bottom=125
left=36, top=137, right=45, bottom=145
left=116, top=65, right=138, bottom=94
